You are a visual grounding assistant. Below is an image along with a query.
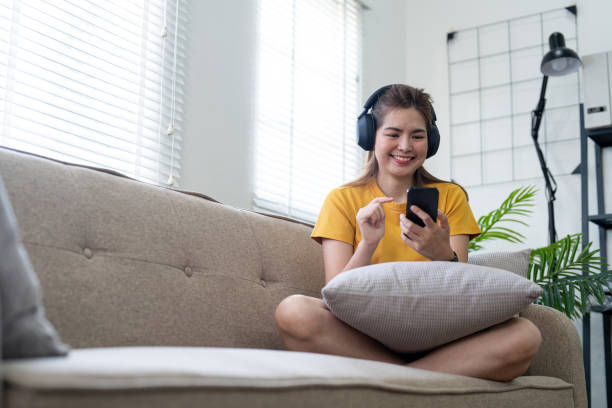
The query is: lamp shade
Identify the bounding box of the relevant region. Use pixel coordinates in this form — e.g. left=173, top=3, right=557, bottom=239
left=540, top=32, right=582, bottom=76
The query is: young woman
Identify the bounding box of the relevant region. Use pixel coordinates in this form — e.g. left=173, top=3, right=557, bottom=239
left=274, top=84, right=541, bottom=382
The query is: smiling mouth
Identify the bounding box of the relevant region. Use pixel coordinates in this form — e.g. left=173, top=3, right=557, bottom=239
left=390, top=154, right=414, bottom=164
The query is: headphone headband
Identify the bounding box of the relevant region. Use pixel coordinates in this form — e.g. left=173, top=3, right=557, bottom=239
left=362, top=85, right=392, bottom=111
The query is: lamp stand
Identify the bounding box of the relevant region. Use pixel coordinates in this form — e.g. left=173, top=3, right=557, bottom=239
left=531, top=75, right=558, bottom=244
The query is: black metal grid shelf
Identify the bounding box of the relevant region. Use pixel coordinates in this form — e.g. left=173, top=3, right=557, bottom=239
left=589, top=214, right=612, bottom=229
left=591, top=294, right=612, bottom=313
left=580, top=104, right=612, bottom=408
left=587, top=129, right=612, bottom=147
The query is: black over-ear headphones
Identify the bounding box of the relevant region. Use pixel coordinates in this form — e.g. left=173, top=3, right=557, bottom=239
left=356, top=84, right=440, bottom=158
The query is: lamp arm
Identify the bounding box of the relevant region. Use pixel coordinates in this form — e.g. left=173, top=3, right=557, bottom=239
left=531, top=76, right=548, bottom=140
left=530, top=75, right=558, bottom=244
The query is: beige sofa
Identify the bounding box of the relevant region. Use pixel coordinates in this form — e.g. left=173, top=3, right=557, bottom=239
left=1, top=146, right=587, bottom=408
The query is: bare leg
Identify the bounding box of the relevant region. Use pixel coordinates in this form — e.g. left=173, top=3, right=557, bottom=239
left=275, top=295, right=541, bottom=381
left=407, top=317, right=542, bottom=381
left=275, top=294, right=405, bottom=364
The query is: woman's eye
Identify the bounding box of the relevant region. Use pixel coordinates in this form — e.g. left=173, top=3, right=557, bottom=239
left=385, top=133, right=399, bottom=138
left=413, top=134, right=425, bottom=139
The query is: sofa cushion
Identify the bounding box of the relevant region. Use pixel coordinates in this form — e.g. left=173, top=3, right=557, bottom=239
left=468, top=249, right=532, bottom=277
left=322, top=261, right=543, bottom=353
left=3, top=347, right=574, bottom=408
left=0, top=176, right=69, bottom=359
left=0, top=147, right=323, bottom=351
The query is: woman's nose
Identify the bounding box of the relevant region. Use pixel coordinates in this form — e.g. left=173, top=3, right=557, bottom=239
left=398, top=135, right=412, bottom=151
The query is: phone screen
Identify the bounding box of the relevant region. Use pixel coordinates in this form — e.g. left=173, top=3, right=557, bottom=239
left=406, top=187, right=439, bottom=227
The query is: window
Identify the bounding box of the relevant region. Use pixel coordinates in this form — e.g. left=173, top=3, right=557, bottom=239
left=253, top=0, right=362, bottom=223
left=0, top=0, right=188, bottom=186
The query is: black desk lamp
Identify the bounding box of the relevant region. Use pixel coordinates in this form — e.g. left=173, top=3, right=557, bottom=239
left=531, top=32, right=582, bottom=244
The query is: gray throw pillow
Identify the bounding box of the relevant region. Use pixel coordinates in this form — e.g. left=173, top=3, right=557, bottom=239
left=468, top=249, right=532, bottom=277
left=322, top=261, right=542, bottom=353
left=0, top=176, right=69, bottom=359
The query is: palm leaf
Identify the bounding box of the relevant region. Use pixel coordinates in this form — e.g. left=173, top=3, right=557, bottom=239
left=467, top=185, right=610, bottom=319
left=529, top=234, right=611, bottom=319
left=468, top=185, right=536, bottom=252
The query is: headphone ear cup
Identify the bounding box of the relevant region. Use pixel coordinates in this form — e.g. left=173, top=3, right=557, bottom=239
left=357, top=113, right=376, bottom=151
left=427, top=123, right=440, bottom=158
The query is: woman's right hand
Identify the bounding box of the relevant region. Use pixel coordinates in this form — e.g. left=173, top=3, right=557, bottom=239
left=356, top=197, right=394, bottom=247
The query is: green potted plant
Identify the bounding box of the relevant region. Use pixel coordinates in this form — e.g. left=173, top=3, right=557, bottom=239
left=469, top=185, right=612, bottom=319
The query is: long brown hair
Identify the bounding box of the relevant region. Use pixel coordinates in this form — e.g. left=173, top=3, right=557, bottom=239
left=343, top=84, right=467, bottom=197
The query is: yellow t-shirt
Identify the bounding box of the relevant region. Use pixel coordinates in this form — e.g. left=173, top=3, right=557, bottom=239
left=311, top=180, right=481, bottom=264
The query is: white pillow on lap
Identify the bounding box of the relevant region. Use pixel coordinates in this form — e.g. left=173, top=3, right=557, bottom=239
left=321, top=260, right=542, bottom=353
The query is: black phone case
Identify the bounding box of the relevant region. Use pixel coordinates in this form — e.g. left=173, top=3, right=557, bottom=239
left=406, top=187, right=439, bottom=227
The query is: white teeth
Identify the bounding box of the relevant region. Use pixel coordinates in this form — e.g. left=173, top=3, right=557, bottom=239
left=392, top=155, right=413, bottom=160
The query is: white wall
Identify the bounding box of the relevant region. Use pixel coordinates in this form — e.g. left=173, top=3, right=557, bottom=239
left=361, top=0, right=408, bottom=96
left=579, top=0, right=612, bottom=57
left=181, top=0, right=257, bottom=210
left=400, top=0, right=575, bottom=179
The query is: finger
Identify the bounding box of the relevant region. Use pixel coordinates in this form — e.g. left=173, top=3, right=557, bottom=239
left=368, top=207, right=379, bottom=224
left=410, top=205, right=434, bottom=227
left=360, top=205, right=378, bottom=220
left=399, top=214, right=410, bottom=232
left=401, top=229, right=418, bottom=246
left=372, top=214, right=382, bottom=228
left=404, top=226, right=427, bottom=249
left=400, top=212, right=421, bottom=233
left=374, top=213, right=383, bottom=228
left=377, top=205, right=385, bottom=222
left=438, top=210, right=450, bottom=231
left=400, top=217, right=421, bottom=239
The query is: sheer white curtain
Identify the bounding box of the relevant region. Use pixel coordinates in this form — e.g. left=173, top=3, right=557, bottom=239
left=0, top=0, right=188, bottom=186
left=253, top=0, right=362, bottom=223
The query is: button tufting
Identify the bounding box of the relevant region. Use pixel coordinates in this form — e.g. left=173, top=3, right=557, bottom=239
left=83, top=248, right=93, bottom=259
left=184, top=266, right=193, bottom=277
left=260, top=279, right=266, bottom=287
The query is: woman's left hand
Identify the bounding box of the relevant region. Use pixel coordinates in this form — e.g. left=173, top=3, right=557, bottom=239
left=400, top=207, right=455, bottom=261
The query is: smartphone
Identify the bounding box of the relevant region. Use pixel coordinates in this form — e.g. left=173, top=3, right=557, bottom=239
left=406, top=187, right=439, bottom=227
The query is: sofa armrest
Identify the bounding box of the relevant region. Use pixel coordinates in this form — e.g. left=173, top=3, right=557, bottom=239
left=520, top=304, right=587, bottom=408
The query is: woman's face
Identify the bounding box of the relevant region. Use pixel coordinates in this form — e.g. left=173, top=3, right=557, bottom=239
left=373, top=107, right=428, bottom=181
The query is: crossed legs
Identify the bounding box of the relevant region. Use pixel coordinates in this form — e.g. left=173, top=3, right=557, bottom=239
left=274, top=294, right=542, bottom=382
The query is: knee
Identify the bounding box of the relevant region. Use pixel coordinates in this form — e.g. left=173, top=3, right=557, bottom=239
left=274, top=295, right=324, bottom=342
left=497, top=318, right=542, bottom=379
left=510, top=318, right=542, bottom=363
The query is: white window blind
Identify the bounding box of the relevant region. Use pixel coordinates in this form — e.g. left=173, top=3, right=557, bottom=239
left=253, top=0, right=362, bottom=223
left=0, top=0, right=188, bottom=186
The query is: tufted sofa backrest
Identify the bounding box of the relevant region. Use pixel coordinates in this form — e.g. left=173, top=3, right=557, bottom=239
left=0, top=147, right=324, bottom=350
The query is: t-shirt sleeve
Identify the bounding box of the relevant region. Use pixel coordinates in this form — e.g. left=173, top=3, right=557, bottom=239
left=444, top=184, right=481, bottom=241
left=311, top=188, right=356, bottom=246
